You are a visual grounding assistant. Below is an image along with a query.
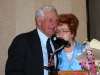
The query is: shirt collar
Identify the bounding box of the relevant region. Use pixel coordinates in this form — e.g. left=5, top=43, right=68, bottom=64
left=37, top=28, right=48, bottom=44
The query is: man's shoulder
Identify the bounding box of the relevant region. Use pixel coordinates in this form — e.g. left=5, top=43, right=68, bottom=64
left=12, top=29, right=37, bottom=41
left=16, top=29, right=37, bottom=38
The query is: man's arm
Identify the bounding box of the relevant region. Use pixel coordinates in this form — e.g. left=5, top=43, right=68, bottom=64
left=5, top=35, right=27, bottom=75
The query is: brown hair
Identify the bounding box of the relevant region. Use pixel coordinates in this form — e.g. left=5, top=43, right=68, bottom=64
left=58, top=13, right=79, bottom=38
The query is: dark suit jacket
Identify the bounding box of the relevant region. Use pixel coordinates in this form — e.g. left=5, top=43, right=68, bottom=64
left=5, top=29, right=60, bottom=75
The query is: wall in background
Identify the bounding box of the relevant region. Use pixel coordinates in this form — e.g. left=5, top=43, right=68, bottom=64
left=87, top=0, right=100, bottom=41
left=0, top=0, right=87, bottom=75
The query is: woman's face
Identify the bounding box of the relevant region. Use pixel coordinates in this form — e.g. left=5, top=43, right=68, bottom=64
left=56, top=24, right=74, bottom=42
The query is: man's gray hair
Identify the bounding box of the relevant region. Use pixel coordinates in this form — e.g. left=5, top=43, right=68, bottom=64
left=35, top=5, right=57, bottom=19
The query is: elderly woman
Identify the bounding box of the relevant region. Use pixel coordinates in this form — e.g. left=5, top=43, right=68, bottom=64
left=56, top=13, right=85, bottom=70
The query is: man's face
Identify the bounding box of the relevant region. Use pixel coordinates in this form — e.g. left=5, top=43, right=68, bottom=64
left=37, top=11, right=58, bottom=37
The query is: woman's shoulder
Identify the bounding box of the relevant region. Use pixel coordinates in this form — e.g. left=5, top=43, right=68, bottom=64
left=74, top=40, right=86, bottom=51
left=75, top=40, right=85, bottom=46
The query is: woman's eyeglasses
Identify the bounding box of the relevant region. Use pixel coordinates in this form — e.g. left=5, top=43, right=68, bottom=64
left=56, top=30, right=70, bottom=35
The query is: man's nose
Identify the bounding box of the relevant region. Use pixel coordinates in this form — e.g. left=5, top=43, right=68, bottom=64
left=51, top=20, right=58, bottom=26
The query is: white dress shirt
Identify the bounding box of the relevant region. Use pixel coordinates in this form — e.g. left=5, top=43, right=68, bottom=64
left=37, top=28, right=56, bottom=75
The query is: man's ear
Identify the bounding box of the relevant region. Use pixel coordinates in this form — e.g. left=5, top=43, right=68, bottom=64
left=36, top=17, right=41, bottom=26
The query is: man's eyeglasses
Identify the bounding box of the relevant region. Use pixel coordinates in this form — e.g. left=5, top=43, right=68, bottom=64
left=56, top=30, right=70, bottom=35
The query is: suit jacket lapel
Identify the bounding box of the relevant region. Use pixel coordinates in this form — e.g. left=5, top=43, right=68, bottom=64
left=27, top=29, right=44, bottom=74
left=61, top=50, right=70, bottom=67
left=71, top=42, right=78, bottom=65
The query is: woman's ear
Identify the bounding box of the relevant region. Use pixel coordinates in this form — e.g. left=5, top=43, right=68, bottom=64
left=71, top=32, right=74, bottom=38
